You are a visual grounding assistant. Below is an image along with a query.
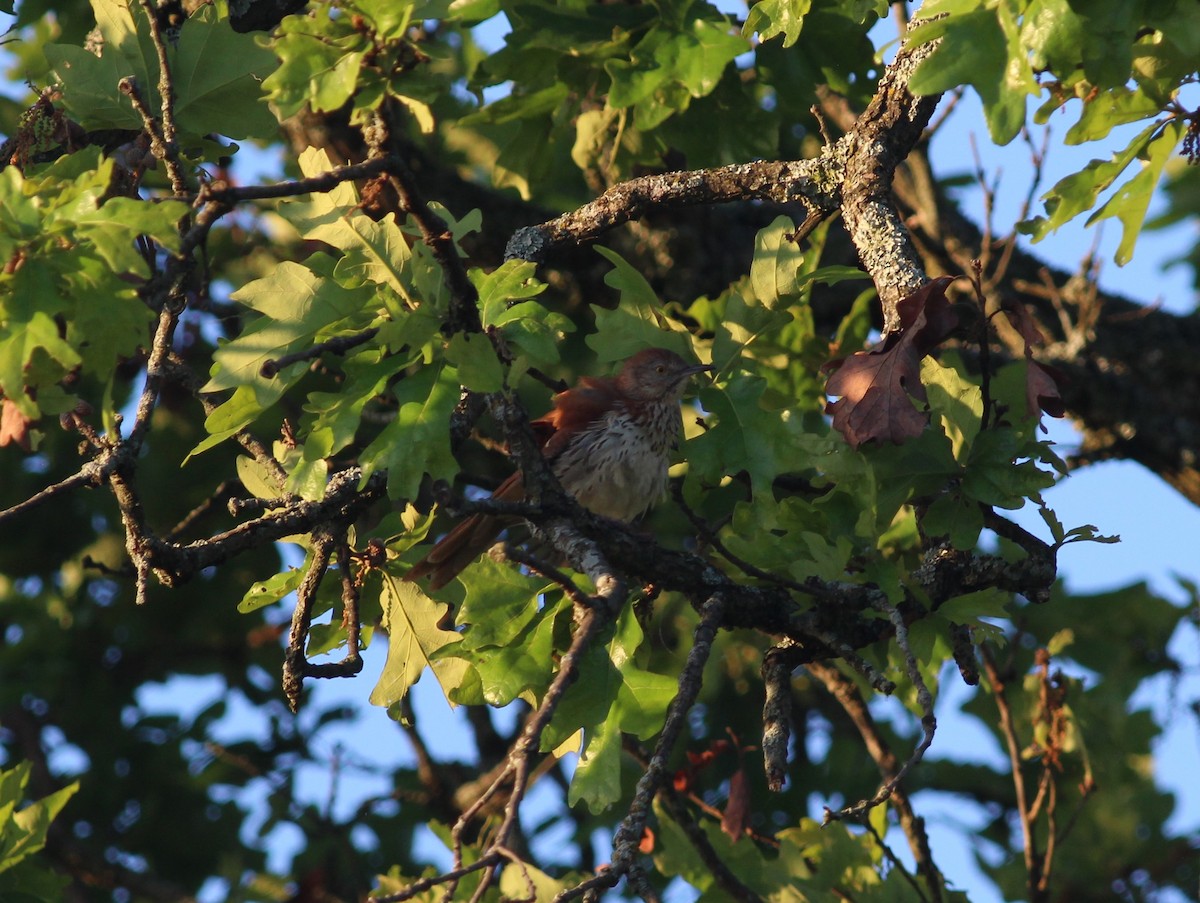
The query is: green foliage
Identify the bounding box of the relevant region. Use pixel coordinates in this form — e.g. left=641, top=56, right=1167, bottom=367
left=909, top=0, right=1199, bottom=264
left=0, top=149, right=188, bottom=425
left=369, top=573, right=468, bottom=713
left=48, top=0, right=276, bottom=139
left=0, top=763, right=76, bottom=902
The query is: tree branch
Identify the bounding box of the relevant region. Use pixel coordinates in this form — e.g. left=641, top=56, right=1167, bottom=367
left=808, top=661, right=943, bottom=902
left=505, top=160, right=838, bottom=263
left=838, top=28, right=942, bottom=333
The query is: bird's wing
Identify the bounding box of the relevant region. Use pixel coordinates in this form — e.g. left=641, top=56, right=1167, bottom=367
left=537, top=376, right=618, bottom=460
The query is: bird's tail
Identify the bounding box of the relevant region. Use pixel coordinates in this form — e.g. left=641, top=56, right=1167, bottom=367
left=405, top=473, right=524, bottom=589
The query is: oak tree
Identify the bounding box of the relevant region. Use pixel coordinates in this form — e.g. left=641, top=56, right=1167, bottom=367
left=1, top=1, right=1197, bottom=901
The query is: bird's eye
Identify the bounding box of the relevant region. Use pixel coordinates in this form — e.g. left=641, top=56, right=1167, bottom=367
left=655, top=365, right=666, bottom=373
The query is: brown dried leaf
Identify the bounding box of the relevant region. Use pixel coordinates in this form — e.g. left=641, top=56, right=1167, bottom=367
left=638, top=827, right=655, bottom=854
left=824, top=277, right=958, bottom=447
left=1000, top=299, right=1065, bottom=419
left=720, top=768, right=751, bottom=842
left=896, top=276, right=960, bottom=353
left=0, top=398, right=33, bottom=452
left=1000, top=298, right=1047, bottom=348
left=1028, top=360, right=1065, bottom=419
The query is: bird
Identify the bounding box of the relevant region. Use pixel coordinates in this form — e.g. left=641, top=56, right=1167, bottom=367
left=406, top=347, right=712, bottom=589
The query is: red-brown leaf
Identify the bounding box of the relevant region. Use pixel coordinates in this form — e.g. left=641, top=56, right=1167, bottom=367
left=1000, top=298, right=1047, bottom=348
left=1027, top=360, right=1065, bottom=419
left=638, top=827, right=656, bottom=854
left=1000, top=299, right=1064, bottom=419
left=824, top=277, right=959, bottom=447
left=0, top=398, right=32, bottom=452
left=896, top=276, right=959, bottom=353
left=720, top=768, right=751, bottom=842
left=825, top=345, right=930, bottom=447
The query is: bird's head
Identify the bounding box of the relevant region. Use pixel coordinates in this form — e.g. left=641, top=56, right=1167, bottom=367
left=615, top=348, right=713, bottom=403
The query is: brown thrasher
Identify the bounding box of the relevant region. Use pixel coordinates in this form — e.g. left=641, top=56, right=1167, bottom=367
left=406, top=348, right=712, bottom=588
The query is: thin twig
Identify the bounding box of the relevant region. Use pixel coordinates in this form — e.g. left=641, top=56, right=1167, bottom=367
left=1038, top=779, right=1058, bottom=894
left=203, top=157, right=393, bottom=203
left=165, top=480, right=238, bottom=540
left=969, top=260, right=994, bottom=430
left=500, top=544, right=592, bottom=608
left=552, top=598, right=725, bottom=903
left=385, top=150, right=483, bottom=337
left=261, top=327, right=381, bottom=378
left=809, top=628, right=898, bottom=695
left=495, top=846, right=537, bottom=903
left=128, top=306, right=181, bottom=451
left=302, top=543, right=364, bottom=681
left=282, top=527, right=338, bottom=712
left=862, top=816, right=930, bottom=903
left=626, top=864, right=662, bottom=903
left=117, top=75, right=185, bottom=195
left=137, top=0, right=187, bottom=194
left=370, top=854, right=500, bottom=903
left=437, top=603, right=610, bottom=902
left=611, top=597, right=723, bottom=867
left=828, top=598, right=937, bottom=822
left=808, top=661, right=942, bottom=902
left=654, top=779, right=763, bottom=903
left=0, top=463, right=104, bottom=526
left=981, top=645, right=1041, bottom=899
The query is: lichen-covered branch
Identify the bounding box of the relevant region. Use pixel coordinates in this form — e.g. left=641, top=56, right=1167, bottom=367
left=505, top=160, right=839, bottom=263
left=838, top=35, right=942, bottom=332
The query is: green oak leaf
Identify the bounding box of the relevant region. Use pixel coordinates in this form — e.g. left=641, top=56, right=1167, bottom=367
left=743, top=0, right=812, bottom=47
left=0, top=312, right=83, bottom=417
left=935, top=586, right=1011, bottom=624
left=922, top=491, right=984, bottom=551
left=445, top=332, right=504, bottom=392
left=1019, top=121, right=1160, bottom=243
left=587, top=246, right=693, bottom=362
left=358, top=362, right=460, bottom=501
left=453, top=606, right=560, bottom=706
left=567, top=715, right=623, bottom=812
left=750, top=215, right=805, bottom=308
left=476, top=260, right=548, bottom=324
left=47, top=1, right=275, bottom=137
left=1063, top=87, right=1163, bottom=145
left=689, top=375, right=802, bottom=495
left=202, top=261, right=373, bottom=396
left=187, top=385, right=271, bottom=462
left=564, top=609, right=675, bottom=811
left=456, top=557, right=550, bottom=650
left=237, top=567, right=305, bottom=614
left=0, top=763, right=78, bottom=876
left=1086, top=120, right=1184, bottom=265
left=706, top=289, right=795, bottom=375
left=285, top=149, right=415, bottom=301
left=370, top=573, right=467, bottom=711
left=908, top=4, right=1038, bottom=145
left=922, top=355, right=984, bottom=462
left=962, top=427, right=1055, bottom=509
left=302, top=349, right=399, bottom=461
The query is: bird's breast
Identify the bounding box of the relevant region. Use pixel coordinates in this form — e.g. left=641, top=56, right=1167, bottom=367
left=551, top=404, right=680, bottom=521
